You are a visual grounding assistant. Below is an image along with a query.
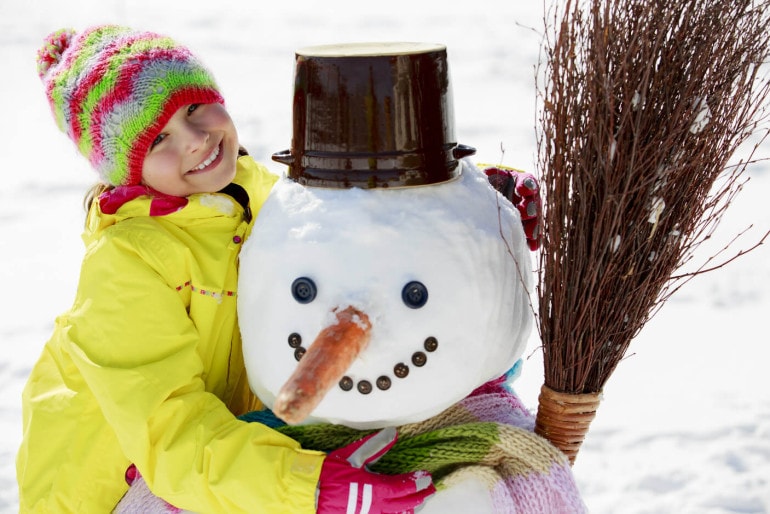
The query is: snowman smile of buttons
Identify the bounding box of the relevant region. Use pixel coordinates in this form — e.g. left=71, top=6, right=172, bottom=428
left=286, top=276, right=439, bottom=394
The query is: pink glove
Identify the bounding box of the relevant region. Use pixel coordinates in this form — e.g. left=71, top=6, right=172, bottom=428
left=113, top=464, right=180, bottom=513
left=317, top=428, right=435, bottom=514
left=483, top=165, right=542, bottom=251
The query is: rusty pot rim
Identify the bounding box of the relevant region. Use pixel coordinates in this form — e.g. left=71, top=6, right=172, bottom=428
left=296, top=42, right=446, bottom=58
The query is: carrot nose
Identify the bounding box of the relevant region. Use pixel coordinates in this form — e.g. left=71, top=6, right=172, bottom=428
left=273, top=306, right=372, bottom=425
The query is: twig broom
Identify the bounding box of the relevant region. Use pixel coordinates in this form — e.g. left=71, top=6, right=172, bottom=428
left=534, top=0, right=770, bottom=464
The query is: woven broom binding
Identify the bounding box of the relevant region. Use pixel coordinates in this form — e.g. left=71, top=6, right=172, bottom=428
left=534, top=385, right=601, bottom=465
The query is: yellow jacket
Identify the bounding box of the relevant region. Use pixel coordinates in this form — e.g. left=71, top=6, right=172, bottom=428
left=17, top=156, right=325, bottom=513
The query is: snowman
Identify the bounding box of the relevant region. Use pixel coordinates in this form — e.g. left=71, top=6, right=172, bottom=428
left=238, top=43, right=586, bottom=514
left=114, top=42, right=585, bottom=514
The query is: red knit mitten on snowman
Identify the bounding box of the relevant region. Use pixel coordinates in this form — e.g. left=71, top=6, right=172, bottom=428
left=482, top=165, right=542, bottom=251
left=317, top=428, right=435, bottom=514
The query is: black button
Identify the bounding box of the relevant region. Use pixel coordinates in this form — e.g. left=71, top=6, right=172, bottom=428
left=412, top=351, right=427, bottom=367
left=288, top=333, right=302, bottom=348
left=402, top=281, right=428, bottom=309
left=357, top=380, right=373, bottom=394
left=339, top=376, right=354, bottom=391
left=291, top=277, right=317, bottom=304
left=376, top=376, right=391, bottom=390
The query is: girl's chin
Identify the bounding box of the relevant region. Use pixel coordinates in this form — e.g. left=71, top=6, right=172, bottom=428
left=209, top=160, right=238, bottom=190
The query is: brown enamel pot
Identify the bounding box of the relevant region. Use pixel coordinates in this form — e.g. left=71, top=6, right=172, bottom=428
left=273, top=42, right=475, bottom=188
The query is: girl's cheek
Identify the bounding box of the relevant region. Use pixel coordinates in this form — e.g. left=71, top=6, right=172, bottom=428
left=142, top=152, right=174, bottom=182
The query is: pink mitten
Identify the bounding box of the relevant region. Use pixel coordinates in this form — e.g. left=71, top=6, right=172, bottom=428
left=317, top=428, right=435, bottom=514
left=483, top=165, right=542, bottom=251
left=113, top=464, right=181, bottom=514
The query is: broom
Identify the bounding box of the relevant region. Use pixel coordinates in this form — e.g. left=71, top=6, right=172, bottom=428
left=533, top=0, right=770, bottom=464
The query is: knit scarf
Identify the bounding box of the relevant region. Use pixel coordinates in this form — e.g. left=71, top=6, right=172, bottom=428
left=114, top=374, right=587, bottom=513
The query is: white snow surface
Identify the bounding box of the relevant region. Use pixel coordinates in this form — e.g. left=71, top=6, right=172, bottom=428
left=2, top=1, right=770, bottom=513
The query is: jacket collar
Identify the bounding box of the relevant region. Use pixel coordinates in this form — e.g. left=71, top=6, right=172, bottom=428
left=99, top=185, right=189, bottom=216
left=83, top=156, right=255, bottom=243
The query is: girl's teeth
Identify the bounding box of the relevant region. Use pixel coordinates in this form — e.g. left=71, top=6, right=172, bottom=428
left=194, top=145, right=220, bottom=170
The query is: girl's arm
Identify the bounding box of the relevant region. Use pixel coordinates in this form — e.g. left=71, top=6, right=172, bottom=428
left=64, top=224, right=324, bottom=513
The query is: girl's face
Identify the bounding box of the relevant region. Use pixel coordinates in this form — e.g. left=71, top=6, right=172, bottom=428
left=141, top=103, right=239, bottom=197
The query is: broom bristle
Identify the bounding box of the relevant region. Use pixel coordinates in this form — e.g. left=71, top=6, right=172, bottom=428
left=537, top=0, right=770, bottom=395
left=534, top=0, right=770, bottom=461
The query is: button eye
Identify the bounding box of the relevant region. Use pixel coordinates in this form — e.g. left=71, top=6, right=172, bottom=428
left=291, top=277, right=317, bottom=304
left=402, top=281, right=428, bottom=309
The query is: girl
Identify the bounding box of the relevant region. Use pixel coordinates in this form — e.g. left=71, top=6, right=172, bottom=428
left=17, top=25, right=434, bottom=513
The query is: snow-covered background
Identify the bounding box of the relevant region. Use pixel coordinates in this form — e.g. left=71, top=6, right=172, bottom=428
left=1, top=1, right=769, bottom=512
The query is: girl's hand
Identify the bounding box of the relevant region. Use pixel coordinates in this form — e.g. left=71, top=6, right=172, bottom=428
left=316, top=428, right=435, bottom=514
left=114, top=464, right=180, bottom=513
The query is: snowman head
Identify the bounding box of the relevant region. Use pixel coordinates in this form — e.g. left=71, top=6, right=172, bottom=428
left=238, top=43, right=533, bottom=428
left=238, top=161, right=533, bottom=428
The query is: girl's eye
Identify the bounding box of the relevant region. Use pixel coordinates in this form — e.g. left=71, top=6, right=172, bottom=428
left=150, top=133, right=166, bottom=149
left=291, top=277, right=317, bottom=304
left=402, top=281, right=428, bottom=309
left=187, top=104, right=201, bottom=115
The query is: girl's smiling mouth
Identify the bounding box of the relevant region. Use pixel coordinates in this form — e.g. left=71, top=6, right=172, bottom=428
left=188, top=142, right=222, bottom=174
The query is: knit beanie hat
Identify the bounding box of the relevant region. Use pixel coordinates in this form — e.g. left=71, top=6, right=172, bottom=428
left=36, top=25, right=224, bottom=187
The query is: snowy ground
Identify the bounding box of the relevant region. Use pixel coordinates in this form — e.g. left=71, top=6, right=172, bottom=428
left=1, top=1, right=769, bottom=512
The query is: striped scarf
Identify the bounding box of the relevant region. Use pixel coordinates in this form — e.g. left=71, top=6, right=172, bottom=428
left=115, top=374, right=587, bottom=513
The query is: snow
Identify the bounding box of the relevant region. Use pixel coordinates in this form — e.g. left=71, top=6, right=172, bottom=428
left=691, top=97, right=712, bottom=134
left=1, top=1, right=769, bottom=512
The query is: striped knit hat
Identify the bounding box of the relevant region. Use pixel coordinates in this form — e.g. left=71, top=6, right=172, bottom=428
left=36, top=25, right=224, bottom=187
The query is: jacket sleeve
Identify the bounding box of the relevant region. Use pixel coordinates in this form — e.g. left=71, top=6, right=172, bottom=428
left=62, top=222, right=324, bottom=513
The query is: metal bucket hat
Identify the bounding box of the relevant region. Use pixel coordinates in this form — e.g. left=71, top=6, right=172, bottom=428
left=273, top=42, right=475, bottom=188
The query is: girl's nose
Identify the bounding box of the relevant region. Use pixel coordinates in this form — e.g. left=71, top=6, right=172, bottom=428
left=181, top=121, right=209, bottom=152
